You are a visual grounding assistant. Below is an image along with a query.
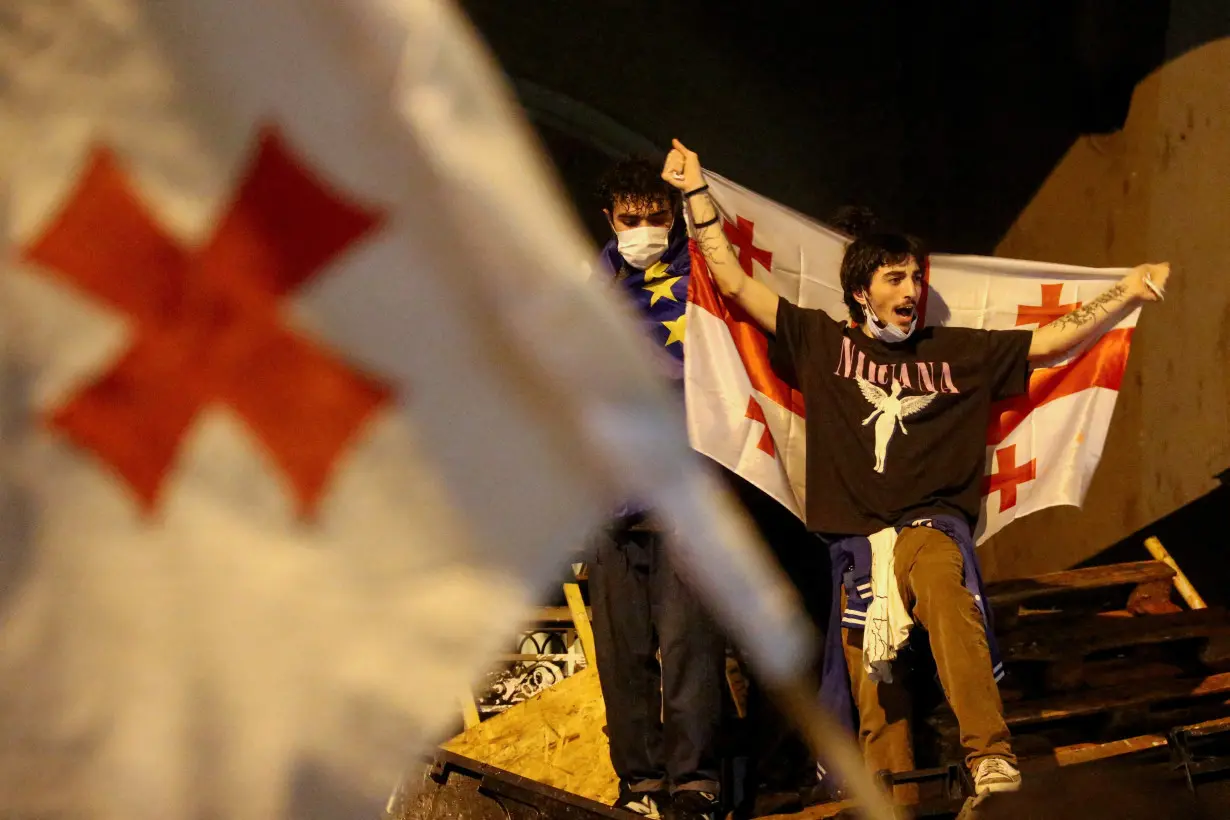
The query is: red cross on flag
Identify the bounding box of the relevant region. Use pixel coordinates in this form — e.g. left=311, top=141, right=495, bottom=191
left=685, top=173, right=1139, bottom=544
left=0, top=2, right=828, bottom=818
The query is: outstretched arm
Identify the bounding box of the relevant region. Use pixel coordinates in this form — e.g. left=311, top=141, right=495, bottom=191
left=662, top=140, right=781, bottom=334
left=1028, top=263, right=1169, bottom=362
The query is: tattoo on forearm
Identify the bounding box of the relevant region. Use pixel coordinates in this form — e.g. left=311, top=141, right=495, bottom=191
left=696, top=225, right=736, bottom=263
left=1046, top=284, right=1127, bottom=331
left=689, top=195, right=738, bottom=264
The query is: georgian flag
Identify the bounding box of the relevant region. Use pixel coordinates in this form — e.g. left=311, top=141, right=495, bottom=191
left=685, top=173, right=1137, bottom=544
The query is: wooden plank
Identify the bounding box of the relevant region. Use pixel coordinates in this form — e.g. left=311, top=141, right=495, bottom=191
left=564, top=582, right=598, bottom=671
left=1003, top=671, right=1230, bottom=727
left=999, top=606, right=1230, bottom=661
left=442, top=667, right=618, bottom=804
left=1044, top=658, right=1183, bottom=693
left=1145, top=536, right=1208, bottom=609
left=1050, top=734, right=1169, bottom=766
left=1119, top=702, right=1230, bottom=738
left=1182, top=715, right=1230, bottom=738
left=987, top=560, right=1174, bottom=608
left=1044, top=716, right=1230, bottom=767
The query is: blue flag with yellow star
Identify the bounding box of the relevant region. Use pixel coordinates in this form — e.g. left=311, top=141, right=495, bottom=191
left=600, top=228, right=691, bottom=382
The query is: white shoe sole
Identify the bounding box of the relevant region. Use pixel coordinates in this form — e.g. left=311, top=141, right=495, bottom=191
left=975, top=779, right=1022, bottom=796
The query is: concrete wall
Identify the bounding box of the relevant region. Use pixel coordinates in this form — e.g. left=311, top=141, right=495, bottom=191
left=979, top=37, right=1230, bottom=580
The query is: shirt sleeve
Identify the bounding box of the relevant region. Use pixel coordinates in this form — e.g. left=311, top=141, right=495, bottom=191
left=768, top=299, right=840, bottom=390
left=985, top=329, right=1033, bottom=401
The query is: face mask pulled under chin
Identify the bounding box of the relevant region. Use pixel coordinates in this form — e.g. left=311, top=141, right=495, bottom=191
left=862, top=298, right=918, bottom=343
left=616, top=225, right=670, bottom=270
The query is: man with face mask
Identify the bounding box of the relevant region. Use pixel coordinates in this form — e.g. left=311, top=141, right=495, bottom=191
left=598, top=157, right=693, bottom=382
left=661, top=140, right=1172, bottom=801
left=587, top=158, right=726, bottom=820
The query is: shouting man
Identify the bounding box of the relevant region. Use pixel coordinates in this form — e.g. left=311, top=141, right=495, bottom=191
left=661, top=140, right=1169, bottom=797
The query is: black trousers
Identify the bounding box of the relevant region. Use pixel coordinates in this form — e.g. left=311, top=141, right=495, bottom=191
left=588, top=524, right=726, bottom=795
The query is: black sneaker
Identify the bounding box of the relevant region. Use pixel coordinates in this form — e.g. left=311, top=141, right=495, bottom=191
left=614, top=785, right=667, bottom=819
left=666, top=790, right=720, bottom=820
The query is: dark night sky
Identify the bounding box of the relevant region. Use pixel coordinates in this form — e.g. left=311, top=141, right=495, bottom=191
left=455, top=1, right=1230, bottom=254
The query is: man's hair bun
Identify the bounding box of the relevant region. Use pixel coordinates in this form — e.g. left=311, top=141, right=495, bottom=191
left=830, top=205, right=880, bottom=239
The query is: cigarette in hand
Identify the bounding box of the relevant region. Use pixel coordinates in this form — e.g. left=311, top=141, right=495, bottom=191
left=1144, top=272, right=1165, bottom=300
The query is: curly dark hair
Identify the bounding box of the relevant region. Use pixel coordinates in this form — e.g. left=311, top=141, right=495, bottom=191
left=597, top=156, right=681, bottom=216
left=831, top=205, right=926, bottom=325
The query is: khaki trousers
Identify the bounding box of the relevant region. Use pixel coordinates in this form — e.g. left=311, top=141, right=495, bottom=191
left=842, top=524, right=1014, bottom=785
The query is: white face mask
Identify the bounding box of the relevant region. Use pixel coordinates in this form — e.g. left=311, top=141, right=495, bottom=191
left=861, top=293, right=918, bottom=343
left=615, top=225, right=670, bottom=270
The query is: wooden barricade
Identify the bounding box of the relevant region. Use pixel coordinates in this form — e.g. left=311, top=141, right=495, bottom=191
left=922, top=554, right=1230, bottom=769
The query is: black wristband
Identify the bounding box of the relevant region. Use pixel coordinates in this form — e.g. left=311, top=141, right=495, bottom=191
left=683, top=184, right=710, bottom=199
left=693, top=214, right=721, bottom=229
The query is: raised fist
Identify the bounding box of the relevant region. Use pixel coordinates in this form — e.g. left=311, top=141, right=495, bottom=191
left=661, top=138, right=705, bottom=192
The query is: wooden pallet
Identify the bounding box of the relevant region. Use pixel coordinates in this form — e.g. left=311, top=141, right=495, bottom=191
left=921, top=559, right=1230, bottom=766
left=771, top=559, right=1230, bottom=817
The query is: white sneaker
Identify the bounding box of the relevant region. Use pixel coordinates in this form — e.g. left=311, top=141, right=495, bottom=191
left=972, top=757, right=1022, bottom=795
left=615, top=792, right=662, bottom=819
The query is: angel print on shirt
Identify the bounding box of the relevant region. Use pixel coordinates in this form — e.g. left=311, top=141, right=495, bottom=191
left=856, top=378, right=938, bottom=473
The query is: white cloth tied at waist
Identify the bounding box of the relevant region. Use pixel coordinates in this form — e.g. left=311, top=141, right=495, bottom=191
left=862, top=526, right=912, bottom=683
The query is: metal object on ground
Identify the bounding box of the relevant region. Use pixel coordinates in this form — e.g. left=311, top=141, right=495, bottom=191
left=390, top=750, right=625, bottom=820
left=1169, top=717, right=1230, bottom=793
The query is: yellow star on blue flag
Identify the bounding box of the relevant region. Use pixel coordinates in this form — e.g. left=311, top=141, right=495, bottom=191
left=662, top=314, right=687, bottom=347
left=642, top=260, right=671, bottom=283
left=644, top=275, right=683, bottom=307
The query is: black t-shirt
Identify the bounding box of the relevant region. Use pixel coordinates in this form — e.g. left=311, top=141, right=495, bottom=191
left=769, top=299, right=1032, bottom=535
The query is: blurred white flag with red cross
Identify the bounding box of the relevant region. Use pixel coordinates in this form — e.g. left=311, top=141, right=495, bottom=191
left=0, top=2, right=815, bottom=818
